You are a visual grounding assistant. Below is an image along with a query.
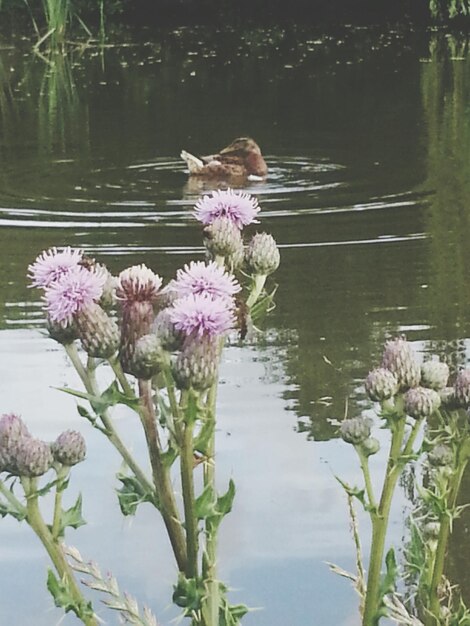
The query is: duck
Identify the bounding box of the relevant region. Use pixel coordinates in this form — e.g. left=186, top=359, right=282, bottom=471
left=180, top=137, right=268, bottom=179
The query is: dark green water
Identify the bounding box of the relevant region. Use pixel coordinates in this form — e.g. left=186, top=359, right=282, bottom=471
left=0, top=25, right=470, bottom=625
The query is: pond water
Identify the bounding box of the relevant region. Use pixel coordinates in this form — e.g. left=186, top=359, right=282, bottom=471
left=0, top=23, right=470, bottom=625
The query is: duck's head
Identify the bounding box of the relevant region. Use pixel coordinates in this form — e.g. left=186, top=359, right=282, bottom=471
left=219, top=137, right=263, bottom=156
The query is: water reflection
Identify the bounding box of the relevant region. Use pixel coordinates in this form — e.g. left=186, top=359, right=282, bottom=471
left=1, top=26, right=470, bottom=625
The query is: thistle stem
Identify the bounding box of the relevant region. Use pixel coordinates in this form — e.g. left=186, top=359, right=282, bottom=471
left=246, top=274, right=267, bottom=309
left=22, top=477, right=98, bottom=626
left=84, top=365, right=155, bottom=498
left=51, top=465, right=69, bottom=541
left=362, top=416, right=406, bottom=626
left=138, top=379, right=188, bottom=573
left=180, top=417, right=199, bottom=579
left=201, top=380, right=219, bottom=626
left=108, top=355, right=134, bottom=397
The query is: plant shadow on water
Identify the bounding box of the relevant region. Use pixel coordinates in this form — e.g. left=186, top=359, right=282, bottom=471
left=0, top=25, right=470, bottom=626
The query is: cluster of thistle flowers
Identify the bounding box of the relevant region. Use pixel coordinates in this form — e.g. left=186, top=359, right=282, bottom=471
left=0, top=413, right=85, bottom=478
left=28, top=189, right=280, bottom=391
left=340, top=337, right=454, bottom=454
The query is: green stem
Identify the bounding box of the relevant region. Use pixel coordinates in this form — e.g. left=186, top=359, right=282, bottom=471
left=201, top=380, right=219, bottom=626
left=22, top=478, right=98, bottom=626
left=84, top=365, right=155, bottom=498
left=246, top=274, right=267, bottom=309
left=51, top=465, right=69, bottom=541
left=138, top=379, right=188, bottom=573
left=108, top=355, right=134, bottom=397
left=362, top=416, right=407, bottom=626
left=426, top=456, right=469, bottom=625
left=64, top=343, right=90, bottom=390
left=357, top=449, right=377, bottom=512
left=180, top=418, right=199, bottom=579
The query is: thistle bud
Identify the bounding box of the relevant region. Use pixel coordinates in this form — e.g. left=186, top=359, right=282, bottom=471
left=421, top=361, right=449, bottom=391
left=360, top=436, right=380, bottom=457
left=454, top=369, right=470, bottom=408
left=340, top=417, right=372, bottom=445
left=51, top=430, right=86, bottom=466
left=15, top=437, right=53, bottom=477
left=76, top=302, right=120, bottom=358
left=404, top=386, right=441, bottom=420
left=428, top=443, right=453, bottom=468
left=381, top=337, right=421, bottom=390
left=245, top=233, right=280, bottom=276
left=130, top=334, right=163, bottom=380
left=117, top=265, right=162, bottom=374
left=46, top=315, right=79, bottom=345
left=203, top=216, right=243, bottom=258
left=0, top=414, right=31, bottom=473
left=365, top=368, right=398, bottom=402
left=172, top=337, right=218, bottom=391
left=153, top=308, right=184, bottom=352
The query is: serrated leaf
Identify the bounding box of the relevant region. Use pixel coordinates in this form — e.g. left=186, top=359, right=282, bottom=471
left=194, top=419, right=215, bottom=456
left=0, top=499, right=27, bottom=521
left=215, top=479, right=236, bottom=518
left=116, top=472, right=157, bottom=516
left=56, top=494, right=86, bottom=536
left=335, top=476, right=367, bottom=508
left=195, top=484, right=217, bottom=520
left=46, top=569, right=94, bottom=619
left=100, top=380, right=140, bottom=411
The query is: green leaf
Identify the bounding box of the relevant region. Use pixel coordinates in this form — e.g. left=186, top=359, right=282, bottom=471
left=58, top=381, right=139, bottom=417
left=31, top=477, right=64, bottom=498
left=194, top=419, right=215, bottom=456
left=375, top=548, right=398, bottom=619
left=335, top=476, right=367, bottom=509
left=172, top=574, right=203, bottom=611
left=56, top=494, right=86, bottom=536
left=195, top=484, right=217, bottom=520
left=46, top=569, right=94, bottom=619
left=0, top=499, right=26, bottom=521
left=116, top=472, right=157, bottom=516
left=100, top=380, right=140, bottom=411
left=215, top=479, right=236, bottom=519
left=250, top=285, right=278, bottom=323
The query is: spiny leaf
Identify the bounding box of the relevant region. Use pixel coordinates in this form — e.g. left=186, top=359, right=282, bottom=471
left=56, top=493, right=86, bottom=536
left=116, top=472, right=157, bottom=516
left=46, top=569, right=94, bottom=619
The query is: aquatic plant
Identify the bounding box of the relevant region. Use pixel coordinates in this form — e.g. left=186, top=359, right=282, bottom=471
left=0, top=189, right=279, bottom=625
left=334, top=339, right=470, bottom=626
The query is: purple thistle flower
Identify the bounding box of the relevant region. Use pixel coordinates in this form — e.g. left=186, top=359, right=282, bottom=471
left=170, top=293, right=235, bottom=338
left=28, top=247, right=83, bottom=289
left=174, top=261, right=241, bottom=301
left=194, top=189, right=260, bottom=229
left=44, top=266, right=106, bottom=326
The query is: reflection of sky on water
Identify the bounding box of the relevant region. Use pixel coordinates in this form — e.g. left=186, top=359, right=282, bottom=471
left=0, top=328, right=372, bottom=625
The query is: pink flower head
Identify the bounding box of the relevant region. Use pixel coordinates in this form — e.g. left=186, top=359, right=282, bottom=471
left=194, top=189, right=260, bottom=229
left=174, top=261, right=241, bottom=301
left=170, top=293, right=235, bottom=338
left=28, top=247, right=83, bottom=288
left=44, top=266, right=106, bottom=326
left=116, top=265, right=163, bottom=303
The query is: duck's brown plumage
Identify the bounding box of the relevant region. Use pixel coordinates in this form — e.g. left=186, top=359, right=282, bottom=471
left=180, top=137, right=268, bottom=178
